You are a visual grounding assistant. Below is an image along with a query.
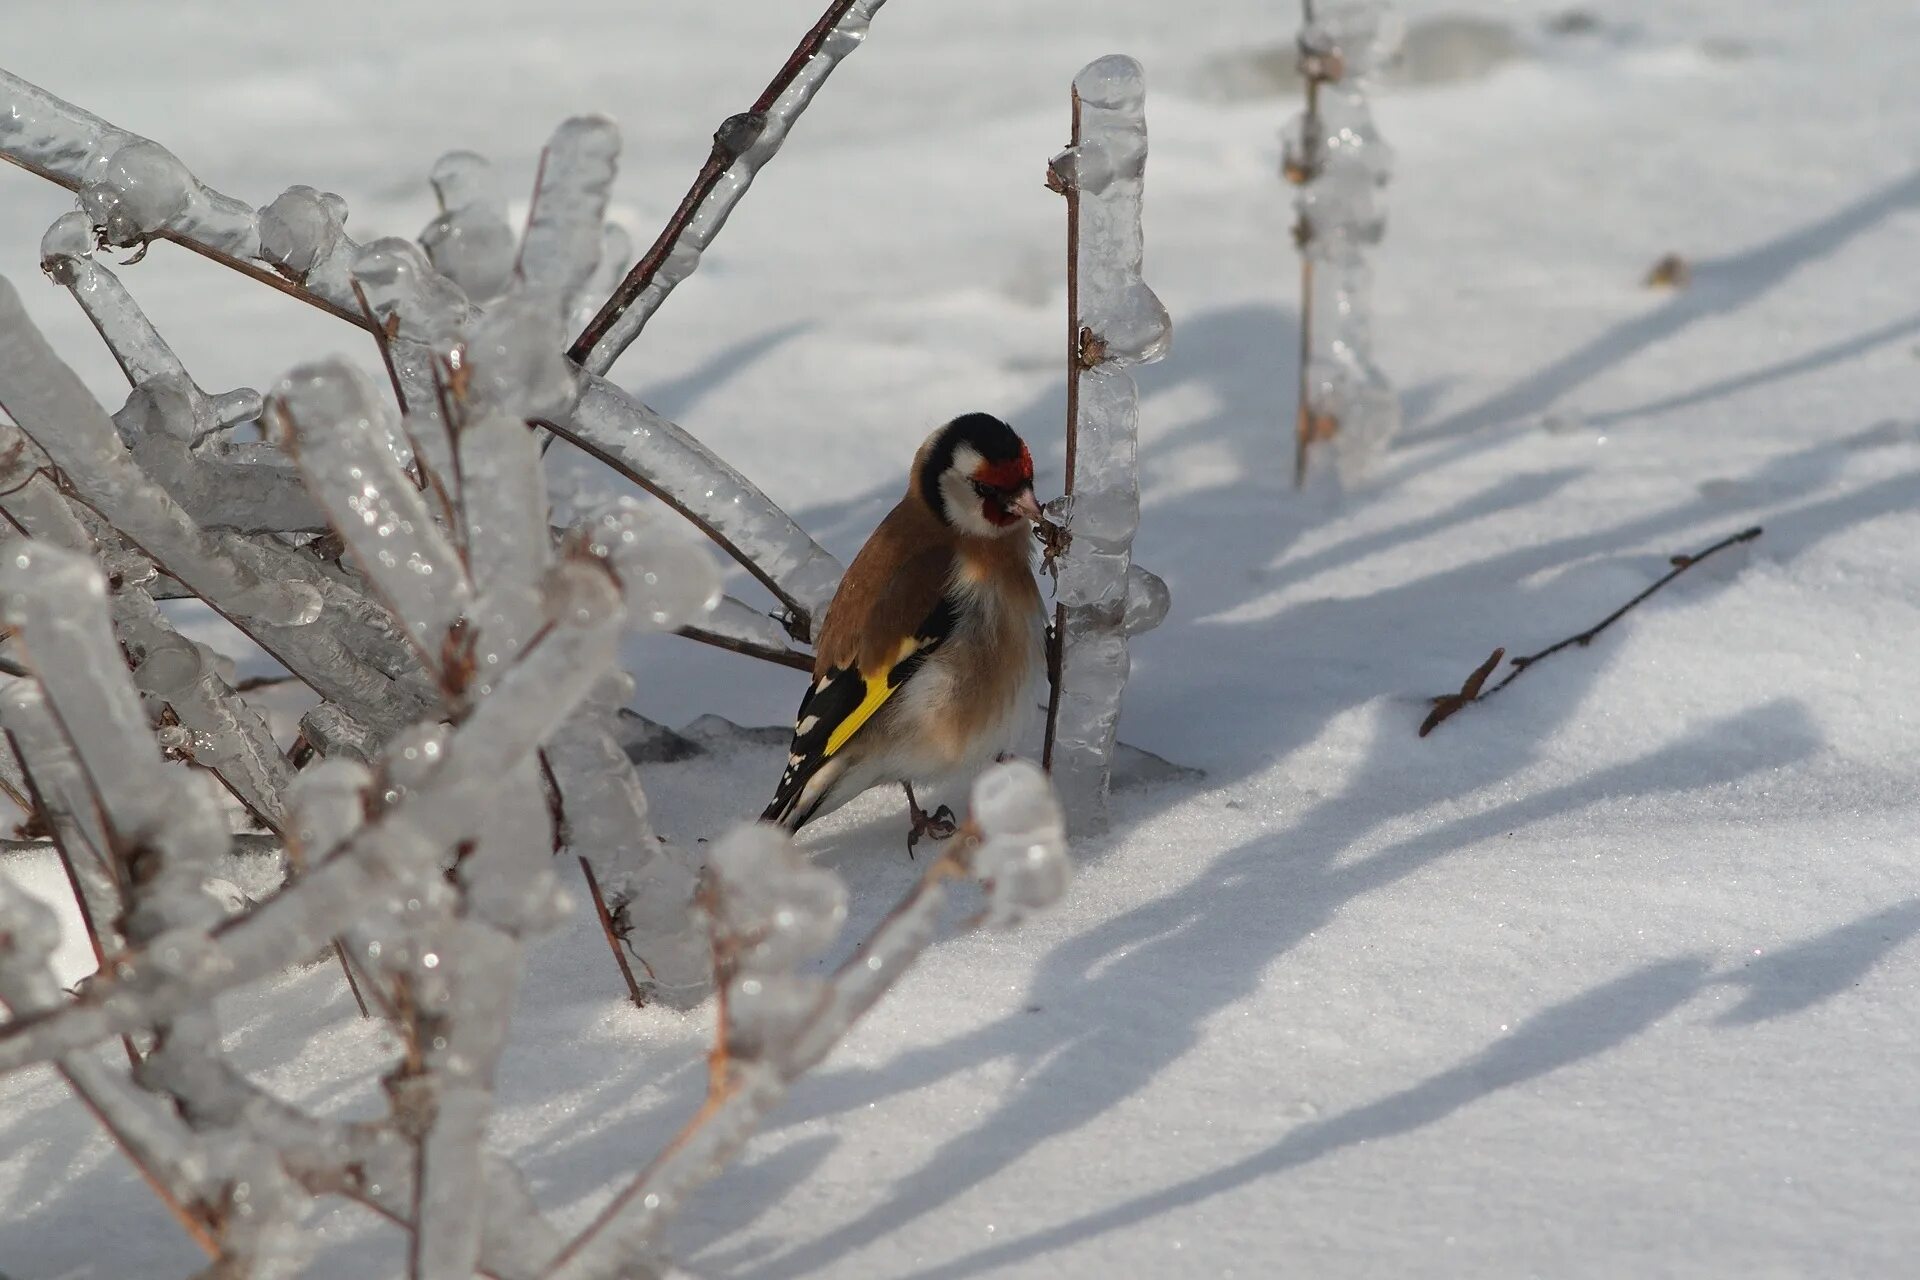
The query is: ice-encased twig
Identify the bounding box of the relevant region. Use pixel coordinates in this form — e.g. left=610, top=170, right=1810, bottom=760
left=519, top=117, right=621, bottom=306
left=0, top=280, right=433, bottom=729
left=681, top=595, right=815, bottom=671
left=549, top=376, right=842, bottom=639
left=0, top=548, right=318, bottom=1271
left=1040, top=57, right=1172, bottom=834
left=0, top=451, right=292, bottom=832
left=42, top=213, right=323, bottom=534
left=1286, top=0, right=1400, bottom=482
left=0, top=876, right=223, bottom=1256
left=0, top=560, right=626, bottom=1074
left=547, top=763, right=1069, bottom=1278
left=272, top=362, right=474, bottom=674
left=1, top=686, right=123, bottom=959
left=2, top=68, right=844, bottom=655
left=570, top=0, right=890, bottom=375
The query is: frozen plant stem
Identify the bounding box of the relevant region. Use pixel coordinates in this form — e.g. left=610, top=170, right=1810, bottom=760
left=1039, top=57, right=1172, bottom=833
left=545, top=763, right=1069, bottom=1278
left=1041, top=85, right=1084, bottom=774
left=1419, top=525, right=1766, bottom=736
left=1285, top=0, right=1401, bottom=484
left=1292, top=0, right=1322, bottom=486
left=568, top=0, right=889, bottom=374
left=0, top=68, right=840, bottom=658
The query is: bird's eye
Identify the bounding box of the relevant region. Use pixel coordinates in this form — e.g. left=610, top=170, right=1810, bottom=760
left=970, top=478, right=1001, bottom=502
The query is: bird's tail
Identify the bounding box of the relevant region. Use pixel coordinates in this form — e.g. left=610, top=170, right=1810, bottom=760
left=761, top=755, right=844, bottom=833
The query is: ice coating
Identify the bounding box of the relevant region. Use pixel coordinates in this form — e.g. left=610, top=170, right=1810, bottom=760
left=685, top=593, right=815, bottom=667
left=257, top=185, right=354, bottom=303
left=578, top=0, right=891, bottom=375
left=518, top=116, right=621, bottom=303
left=708, top=823, right=847, bottom=974
left=1048, top=55, right=1172, bottom=832
left=569, top=222, right=633, bottom=337
left=0, top=544, right=176, bottom=840
left=544, top=685, right=713, bottom=1008
left=1122, top=563, right=1171, bottom=635
left=5, top=68, right=839, bottom=656
left=0, top=435, right=292, bottom=824
left=570, top=498, right=723, bottom=632
left=462, top=287, right=580, bottom=422
left=0, top=279, right=324, bottom=628
left=458, top=412, right=551, bottom=599
left=421, top=151, right=516, bottom=303
left=967, top=760, right=1071, bottom=928
left=0, top=679, right=122, bottom=955
left=563, top=376, right=843, bottom=635
left=351, top=237, right=474, bottom=344
left=0, top=72, right=260, bottom=263
left=274, top=360, right=474, bottom=659
left=37, top=230, right=322, bottom=533
left=118, top=376, right=327, bottom=533
left=1288, top=1, right=1402, bottom=478
left=40, top=211, right=185, bottom=387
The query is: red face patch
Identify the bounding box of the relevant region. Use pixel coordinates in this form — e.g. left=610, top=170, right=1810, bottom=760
left=974, top=444, right=1033, bottom=492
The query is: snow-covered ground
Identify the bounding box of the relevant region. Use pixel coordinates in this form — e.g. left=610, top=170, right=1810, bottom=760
left=6, top=0, right=1920, bottom=1274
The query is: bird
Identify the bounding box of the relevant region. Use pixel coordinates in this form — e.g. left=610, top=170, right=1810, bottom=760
left=761, top=412, right=1047, bottom=850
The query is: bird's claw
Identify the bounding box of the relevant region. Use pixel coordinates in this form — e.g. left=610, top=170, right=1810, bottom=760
left=906, top=797, right=960, bottom=857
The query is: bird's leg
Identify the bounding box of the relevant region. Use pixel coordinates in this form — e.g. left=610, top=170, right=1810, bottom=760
left=903, top=782, right=959, bottom=857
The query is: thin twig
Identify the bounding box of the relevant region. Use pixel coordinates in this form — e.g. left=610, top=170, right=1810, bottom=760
left=566, top=0, right=868, bottom=366
left=675, top=621, right=814, bottom=671
left=1041, top=86, right=1083, bottom=772
left=578, top=855, right=646, bottom=1009
left=62, top=1076, right=220, bottom=1256
left=349, top=280, right=410, bottom=414
left=533, top=749, right=647, bottom=1009
left=1293, top=0, right=1324, bottom=487
left=1420, top=525, right=1764, bottom=737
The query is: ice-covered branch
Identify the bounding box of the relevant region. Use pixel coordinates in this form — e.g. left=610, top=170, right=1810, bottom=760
left=569, top=0, right=889, bottom=374
left=1286, top=0, right=1401, bottom=483
left=546, top=377, right=842, bottom=638
left=2, top=68, right=844, bottom=654
left=0, top=278, right=434, bottom=730
left=1040, top=57, right=1172, bottom=833
left=40, top=214, right=322, bottom=533
left=546, top=762, right=1069, bottom=1278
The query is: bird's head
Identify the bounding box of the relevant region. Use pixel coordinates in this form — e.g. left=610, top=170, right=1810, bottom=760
left=915, top=412, right=1043, bottom=538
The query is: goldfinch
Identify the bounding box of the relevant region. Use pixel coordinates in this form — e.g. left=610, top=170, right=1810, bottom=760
left=762, top=413, right=1047, bottom=848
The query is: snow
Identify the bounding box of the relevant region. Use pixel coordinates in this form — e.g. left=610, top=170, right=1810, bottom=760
left=6, top=0, right=1920, bottom=1275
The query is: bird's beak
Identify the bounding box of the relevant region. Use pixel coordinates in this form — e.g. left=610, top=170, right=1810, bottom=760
left=1008, top=487, right=1044, bottom=524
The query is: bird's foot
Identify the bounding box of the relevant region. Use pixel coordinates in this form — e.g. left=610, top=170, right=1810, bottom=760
left=905, top=788, right=959, bottom=858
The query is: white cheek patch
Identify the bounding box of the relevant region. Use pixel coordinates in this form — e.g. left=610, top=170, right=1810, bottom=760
left=939, top=469, right=1002, bottom=538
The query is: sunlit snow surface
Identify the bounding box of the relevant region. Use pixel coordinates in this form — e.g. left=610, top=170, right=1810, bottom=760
left=6, top=0, right=1920, bottom=1275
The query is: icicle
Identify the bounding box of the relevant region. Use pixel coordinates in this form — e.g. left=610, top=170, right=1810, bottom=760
left=1048, top=56, right=1172, bottom=833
